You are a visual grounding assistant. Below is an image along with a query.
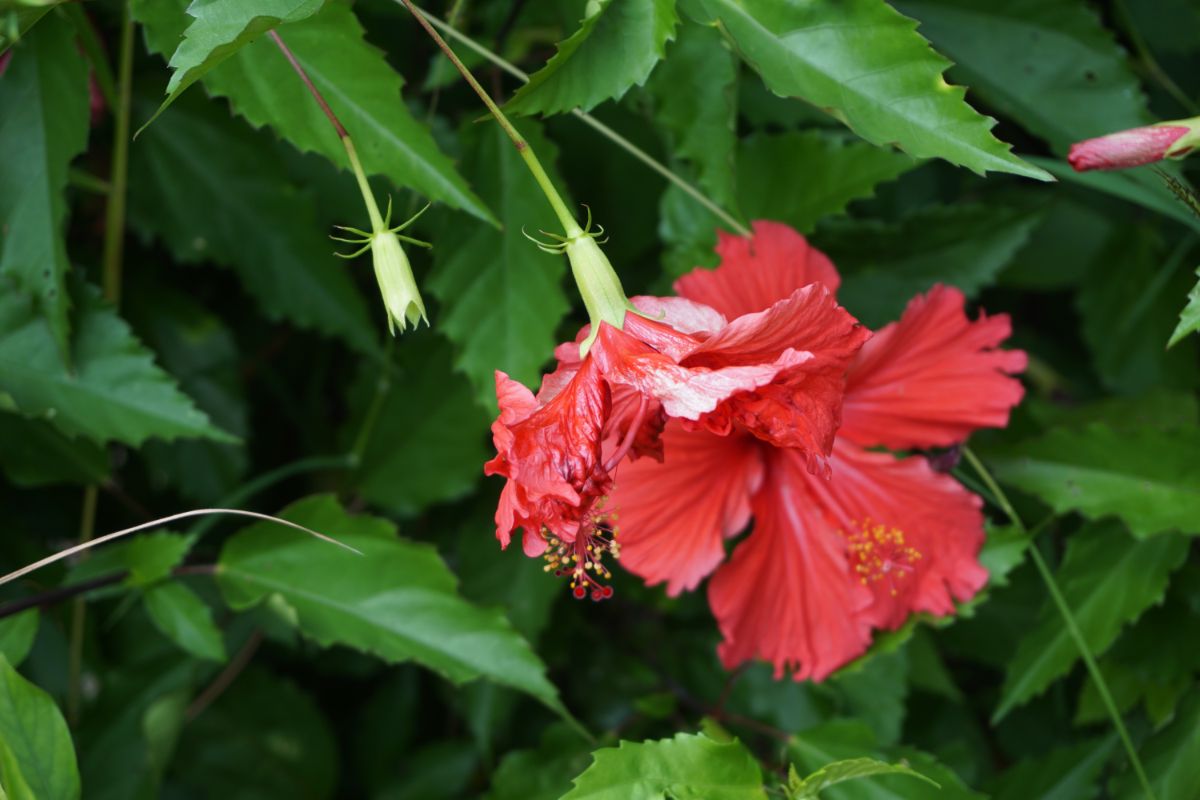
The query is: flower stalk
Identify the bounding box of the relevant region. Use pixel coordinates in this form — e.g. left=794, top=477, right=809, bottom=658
left=268, top=29, right=430, bottom=334
left=398, top=0, right=634, bottom=348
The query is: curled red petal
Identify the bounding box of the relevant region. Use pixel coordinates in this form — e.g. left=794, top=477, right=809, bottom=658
left=590, top=323, right=808, bottom=422
left=486, top=359, right=611, bottom=549
left=685, top=285, right=871, bottom=464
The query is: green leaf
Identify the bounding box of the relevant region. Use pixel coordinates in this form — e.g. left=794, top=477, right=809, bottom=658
left=428, top=121, right=569, bottom=410
left=129, top=285, right=249, bottom=504
left=143, top=582, right=226, bottom=662
left=789, top=758, right=938, bottom=799
left=989, top=424, right=1200, bottom=537
left=891, top=0, right=1149, bottom=151
left=991, top=738, right=1117, bottom=800
left=135, top=0, right=494, bottom=223
left=127, top=91, right=379, bottom=355
left=660, top=131, right=915, bottom=279
left=561, top=731, right=766, bottom=800
left=0, top=3, right=65, bottom=54
left=978, top=523, right=1032, bottom=589
left=0, top=14, right=89, bottom=353
left=216, top=495, right=572, bottom=720
left=1029, top=158, right=1200, bottom=235
left=1076, top=225, right=1197, bottom=393
left=818, top=203, right=1043, bottom=327
left=506, top=0, right=679, bottom=116
left=788, top=721, right=983, bottom=800
left=737, top=133, right=916, bottom=233
left=994, top=520, right=1188, bottom=721
left=122, top=531, right=194, bottom=587
left=76, top=658, right=196, bottom=800
left=342, top=335, right=489, bottom=515
left=1110, top=687, right=1200, bottom=800
left=0, top=654, right=80, bottom=800
left=1025, top=390, right=1200, bottom=434
left=149, top=0, right=328, bottom=126
left=0, top=612, right=38, bottom=668
left=0, top=278, right=231, bottom=447
left=487, top=722, right=594, bottom=800
left=0, top=413, right=107, bottom=486
left=171, top=668, right=337, bottom=799
left=644, top=19, right=738, bottom=205
left=832, top=651, right=908, bottom=746
left=690, top=0, right=1049, bottom=180
left=1168, top=267, right=1200, bottom=347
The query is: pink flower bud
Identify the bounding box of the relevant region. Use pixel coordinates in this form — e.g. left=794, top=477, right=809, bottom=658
left=1068, top=124, right=1193, bottom=171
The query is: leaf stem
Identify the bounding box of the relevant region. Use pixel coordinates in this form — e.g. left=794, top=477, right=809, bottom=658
left=398, top=0, right=580, bottom=235
left=414, top=5, right=751, bottom=237
left=66, top=483, right=98, bottom=726
left=962, top=447, right=1156, bottom=800
left=349, top=347, right=394, bottom=471
left=100, top=6, right=134, bottom=307
left=186, top=629, right=264, bottom=721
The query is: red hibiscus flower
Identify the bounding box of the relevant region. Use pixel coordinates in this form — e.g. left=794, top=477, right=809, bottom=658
left=608, top=221, right=1026, bottom=680
left=485, top=234, right=870, bottom=601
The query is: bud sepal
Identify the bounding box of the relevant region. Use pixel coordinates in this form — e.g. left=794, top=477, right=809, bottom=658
left=332, top=198, right=431, bottom=335
left=524, top=206, right=634, bottom=355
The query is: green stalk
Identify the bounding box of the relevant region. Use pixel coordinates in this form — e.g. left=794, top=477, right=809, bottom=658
left=101, top=7, right=134, bottom=307
left=414, top=5, right=751, bottom=237
left=399, top=0, right=581, bottom=236
left=962, top=447, right=1157, bottom=800
left=66, top=484, right=98, bottom=726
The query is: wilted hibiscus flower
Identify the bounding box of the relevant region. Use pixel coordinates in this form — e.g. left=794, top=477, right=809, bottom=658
left=608, top=222, right=1026, bottom=680
left=485, top=226, right=870, bottom=601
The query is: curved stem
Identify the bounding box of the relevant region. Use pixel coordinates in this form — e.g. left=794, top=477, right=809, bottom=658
left=101, top=7, right=134, bottom=307
left=349, top=348, right=394, bottom=472
left=186, top=456, right=355, bottom=537
left=398, top=0, right=580, bottom=235
left=186, top=629, right=263, bottom=721
left=1, top=509, right=360, bottom=590
left=962, top=447, right=1157, bottom=800
left=67, top=484, right=98, bottom=726
left=415, top=5, right=751, bottom=237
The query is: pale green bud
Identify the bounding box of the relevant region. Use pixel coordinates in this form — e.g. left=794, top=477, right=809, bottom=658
left=371, top=230, right=427, bottom=335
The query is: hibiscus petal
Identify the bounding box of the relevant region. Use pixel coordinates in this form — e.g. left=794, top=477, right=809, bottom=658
left=807, top=441, right=989, bottom=631
left=841, top=285, right=1027, bottom=450
left=709, top=447, right=873, bottom=682
left=610, top=423, right=764, bottom=595
left=684, top=285, right=871, bottom=461
left=630, top=295, right=727, bottom=336
left=591, top=323, right=809, bottom=422
left=486, top=359, right=612, bottom=548
left=675, top=221, right=842, bottom=317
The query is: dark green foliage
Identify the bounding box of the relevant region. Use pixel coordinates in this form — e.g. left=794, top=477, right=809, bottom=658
left=1, top=1, right=1199, bottom=797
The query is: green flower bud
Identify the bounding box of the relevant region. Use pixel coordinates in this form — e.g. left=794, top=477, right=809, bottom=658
left=334, top=135, right=432, bottom=336
left=371, top=230, right=427, bottom=334
left=526, top=207, right=634, bottom=356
